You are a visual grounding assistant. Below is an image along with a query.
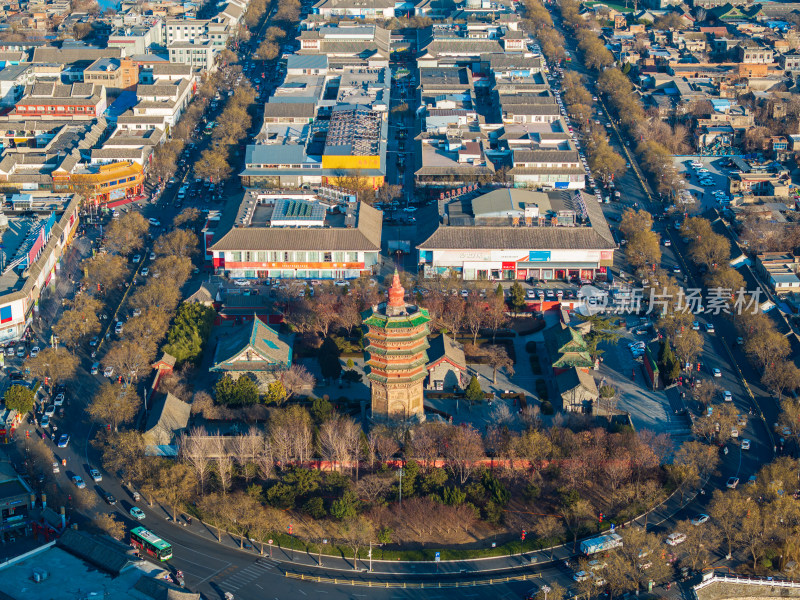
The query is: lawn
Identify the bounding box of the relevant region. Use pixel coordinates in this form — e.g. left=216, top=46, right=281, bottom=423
left=584, top=0, right=634, bottom=12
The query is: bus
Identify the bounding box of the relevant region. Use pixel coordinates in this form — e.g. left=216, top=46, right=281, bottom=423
left=130, top=527, right=173, bottom=561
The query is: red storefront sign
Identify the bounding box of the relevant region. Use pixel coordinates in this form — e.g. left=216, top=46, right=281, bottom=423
left=501, top=262, right=516, bottom=270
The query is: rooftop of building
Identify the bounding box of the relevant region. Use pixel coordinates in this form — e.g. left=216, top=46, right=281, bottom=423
left=85, top=57, right=121, bottom=73
left=323, top=105, right=383, bottom=156
left=419, top=189, right=615, bottom=251
left=0, top=529, right=200, bottom=600
left=210, top=193, right=382, bottom=252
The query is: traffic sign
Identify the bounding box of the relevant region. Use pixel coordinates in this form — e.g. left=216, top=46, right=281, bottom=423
left=610, top=523, right=615, bottom=532
left=268, top=539, right=273, bottom=545
left=435, top=552, right=440, bottom=562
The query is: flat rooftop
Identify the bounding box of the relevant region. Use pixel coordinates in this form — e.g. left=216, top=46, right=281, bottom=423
left=0, top=544, right=165, bottom=600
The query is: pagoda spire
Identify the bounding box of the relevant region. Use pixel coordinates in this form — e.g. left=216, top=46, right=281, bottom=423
left=386, top=269, right=405, bottom=315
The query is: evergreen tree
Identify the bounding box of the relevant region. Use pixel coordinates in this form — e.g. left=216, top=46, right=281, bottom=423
left=509, top=281, right=526, bottom=315
left=465, top=375, right=484, bottom=403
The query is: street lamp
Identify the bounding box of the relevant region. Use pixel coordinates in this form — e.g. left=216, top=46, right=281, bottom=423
left=318, top=538, right=327, bottom=567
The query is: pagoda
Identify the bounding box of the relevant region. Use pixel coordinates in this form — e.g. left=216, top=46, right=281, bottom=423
left=362, top=271, right=431, bottom=421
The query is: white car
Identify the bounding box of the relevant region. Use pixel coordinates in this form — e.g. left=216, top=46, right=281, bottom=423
left=691, top=514, right=709, bottom=526
left=666, top=532, right=686, bottom=546
left=723, top=390, right=732, bottom=402
left=103, top=366, right=114, bottom=378
left=713, top=368, right=721, bottom=377
left=53, top=393, right=65, bottom=406
left=141, top=267, right=149, bottom=277
left=115, top=322, right=123, bottom=335
left=741, top=439, right=751, bottom=450
left=727, top=477, right=739, bottom=489
left=149, top=252, right=156, bottom=261
left=132, top=255, right=141, bottom=263
left=148, top=218, right=161, bottom=226
left=232, top=279, right=251, bottom=287
left=43, top=405, right=55, bottom=417
left=89, top=469, right=102, bottom=482
left=573, top=571, right=590, bottom=582
left=130, top=506, right=146, bottom=520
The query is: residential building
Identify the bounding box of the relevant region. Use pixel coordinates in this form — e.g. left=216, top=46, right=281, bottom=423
left=755, top=252, right=800, bottom=295
left=209, top=193, right=382, bottom=280
left=168, top=40, right=216, bottom=71
left=0, top=64, right=35, bottom=107
left=82, top=57, right=139, bottom=94
left=132, top=78, right=194, bottom=127
left=417, top=188, right=616, bottom=282
left=297, top=25, right=391, bottom=69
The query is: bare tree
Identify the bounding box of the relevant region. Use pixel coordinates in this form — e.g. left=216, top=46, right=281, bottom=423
left=94, top=513, right=125, bottom=540
left=279, top=364, right=316, bottom=402
left=213, top=437, right=234, bottom=494
left=338, top=516, right=375, bottom=570
left=484, top=344, right=514, bottom=384
left=181, top=428, right=212, bottom=495
left=444, top=424, right=484, bottom=484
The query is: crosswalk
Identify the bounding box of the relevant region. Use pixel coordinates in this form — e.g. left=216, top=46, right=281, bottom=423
left=217, top=558, right=279, bottom=593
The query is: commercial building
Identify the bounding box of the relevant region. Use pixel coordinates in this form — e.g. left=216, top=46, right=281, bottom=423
left=52, top=161, right=145, bottom=206
left=417, top=188, right=616, bottom=281
left=242, top=102, right=389, bottom=189
left=0, top=194, right=81, bottom=343
left=0, top=462, right=33, bottom=540
left=12, top=82, right=108, bottom=119
left=209, top=192, right=382, bottom=280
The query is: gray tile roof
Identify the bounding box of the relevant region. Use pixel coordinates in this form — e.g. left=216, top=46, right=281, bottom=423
left=427, top=334, right=466, bottom=369
left=418, top=225, right=615, bottom=251
left=56, top=528, right=137, bottom=575
left=262, top=102, right=317, bottom=118
left=143, top=392, right=191, bottom=448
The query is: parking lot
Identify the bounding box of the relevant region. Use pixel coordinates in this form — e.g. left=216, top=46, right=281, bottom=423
left=673, top=155, right=734, bottom=211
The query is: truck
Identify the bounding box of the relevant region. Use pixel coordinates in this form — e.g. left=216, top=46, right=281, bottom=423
left=580, top=533, right=623, bottom=555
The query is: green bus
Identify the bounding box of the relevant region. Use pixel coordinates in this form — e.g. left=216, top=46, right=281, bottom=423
left=130, top=527, right=173, bottom=561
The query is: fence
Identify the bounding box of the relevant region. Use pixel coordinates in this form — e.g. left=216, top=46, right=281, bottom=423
left=284, top=571, right=539, bottom=588
left=694, top=573, right=800, bottom=592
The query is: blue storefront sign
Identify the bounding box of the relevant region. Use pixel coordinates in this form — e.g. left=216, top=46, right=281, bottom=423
left=528, top=251, right=552, bottom=262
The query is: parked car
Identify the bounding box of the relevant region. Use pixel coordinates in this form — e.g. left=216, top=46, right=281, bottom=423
left=741, top=439, right=751, bottom=450
left=58, top=434, right=70, bottom=448
left=30, top=346, right=39, bottom=357
left=666, top=532, right=686, bottom=546
left=53, top=393, right=65, bottom=406
left=726, top=477, right=739, bottom=489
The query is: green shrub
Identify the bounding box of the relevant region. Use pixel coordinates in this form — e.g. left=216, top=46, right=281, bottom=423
left=302, top=497, right=326, bottom=519
left=541, top=400, right=554, bottom=415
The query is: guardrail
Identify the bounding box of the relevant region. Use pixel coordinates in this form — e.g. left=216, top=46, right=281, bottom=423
left=695, top=574, right=800, bottom=591
left=283, top=571, right=539, bottom=587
